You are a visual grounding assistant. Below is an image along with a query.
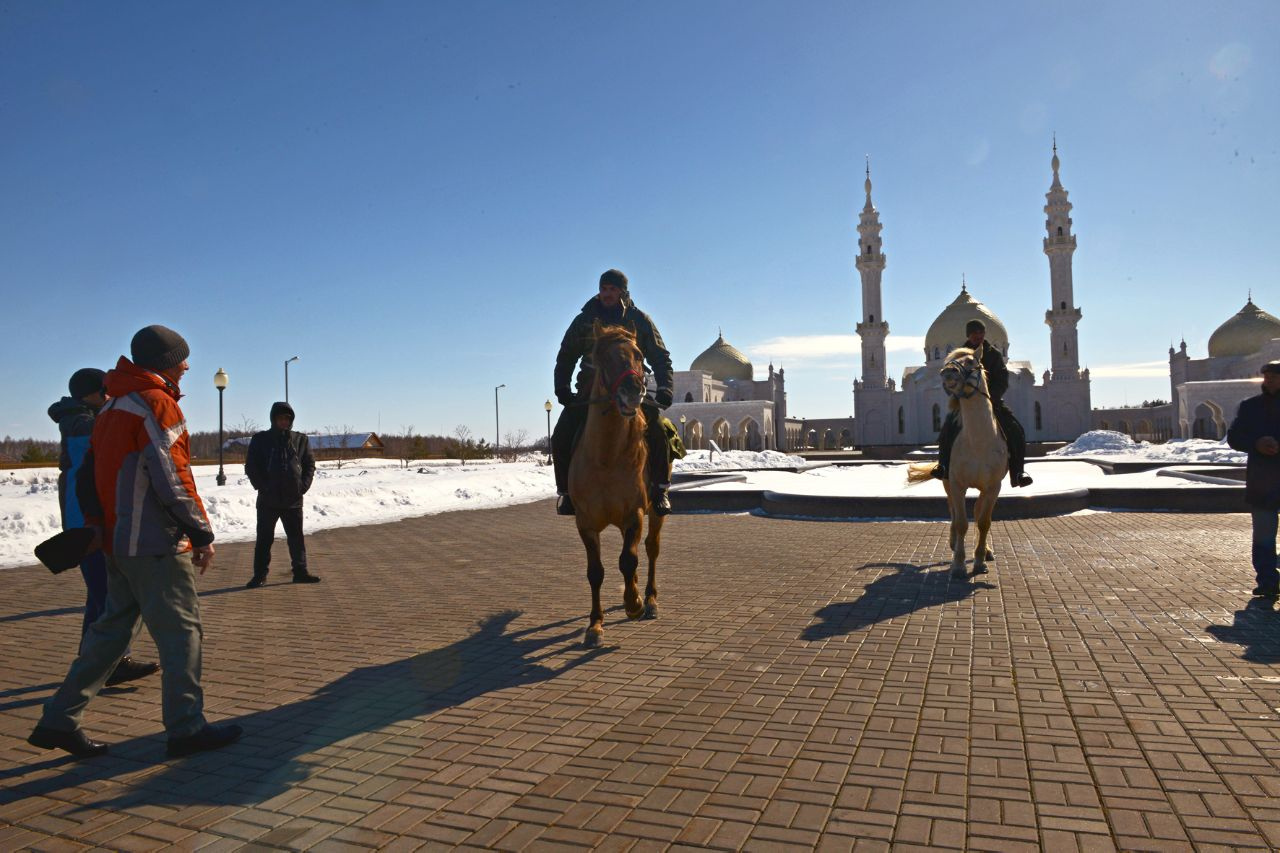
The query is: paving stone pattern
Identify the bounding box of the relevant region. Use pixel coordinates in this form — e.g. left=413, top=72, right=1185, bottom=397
left=3, top=503, right=1280, bottom=850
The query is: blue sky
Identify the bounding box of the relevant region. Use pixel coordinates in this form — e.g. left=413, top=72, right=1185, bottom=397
left=3, top=1, right=1276, bottom=443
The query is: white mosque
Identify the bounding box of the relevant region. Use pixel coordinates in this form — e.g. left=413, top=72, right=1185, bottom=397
left=853, top=146, right=1092, bottom=447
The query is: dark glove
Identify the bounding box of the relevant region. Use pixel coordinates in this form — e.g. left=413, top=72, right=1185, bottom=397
left=654, top=388, right=673, bottom=409
left=555, top=387, right=575, bottom=407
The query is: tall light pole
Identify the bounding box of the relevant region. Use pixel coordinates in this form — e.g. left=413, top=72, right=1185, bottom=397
left=214, top=368, right=229, bottom=486
left=544, top=400, right=553, bottom=465
left=680, top=413, right=687, bottom=446
left=494, top=384, right=505, bottom=453
left=284, top=355, right=299, bottom=403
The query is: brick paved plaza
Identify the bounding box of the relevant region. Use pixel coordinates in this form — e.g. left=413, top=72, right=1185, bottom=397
left=3, top=503, right=1280, bottom=851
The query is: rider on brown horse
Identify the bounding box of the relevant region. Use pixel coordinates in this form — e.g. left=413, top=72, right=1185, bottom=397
left=933, top=318, right=1034, bottom=488
left=553, top=269, right=675, bottom=516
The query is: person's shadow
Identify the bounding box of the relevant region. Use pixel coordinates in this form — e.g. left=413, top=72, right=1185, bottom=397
left=1206, top=597, right=1280, bottom=663
left=1, top=610, right=609, bottom=808
left=802, top=561, right=993, bottom=641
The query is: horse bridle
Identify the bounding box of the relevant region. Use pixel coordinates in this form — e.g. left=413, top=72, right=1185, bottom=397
left=590, top=364, right=648, bottom=416
left=941, top=355, right=990, bottom=402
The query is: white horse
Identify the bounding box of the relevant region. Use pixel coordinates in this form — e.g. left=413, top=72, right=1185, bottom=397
left=908, top=347, right=1008, bottom=578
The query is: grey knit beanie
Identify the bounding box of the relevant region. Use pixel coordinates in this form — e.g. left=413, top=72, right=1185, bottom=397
left=131, top=325, right=190, bottom=371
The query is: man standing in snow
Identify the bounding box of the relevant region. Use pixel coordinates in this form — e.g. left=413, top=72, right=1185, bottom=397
left=47, top=367, right=159, bottom=686
left=244, top=401, right=319, bottom=588
left=1227, top=361, right=1280, bottom=597
left=30, top=325, right=242, bottom=758
left=552, top=269, right=675, bottom=515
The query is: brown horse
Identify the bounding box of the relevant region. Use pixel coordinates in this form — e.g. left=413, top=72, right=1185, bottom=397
left=568, top=321, right=665, bottom=647
left=907, top=347, right=1007, bottom=578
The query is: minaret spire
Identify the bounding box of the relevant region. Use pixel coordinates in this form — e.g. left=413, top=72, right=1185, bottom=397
left=1044, top=139, right=1082, bottom=381
left=855, top=156, right=890, bottom=388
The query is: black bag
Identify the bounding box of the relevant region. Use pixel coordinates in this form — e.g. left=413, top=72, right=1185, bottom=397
left=34, top=527, right=97, bottom=575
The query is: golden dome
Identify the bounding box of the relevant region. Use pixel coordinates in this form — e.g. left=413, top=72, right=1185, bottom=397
left=924, top=286, right=1009, bottom=361
left=691, top=332, right=754, bottom=382
left=1207, top=299, right=1280, bottom=358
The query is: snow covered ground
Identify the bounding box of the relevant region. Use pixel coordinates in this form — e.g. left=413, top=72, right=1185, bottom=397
left=0, top=432, right=1245, bottom=569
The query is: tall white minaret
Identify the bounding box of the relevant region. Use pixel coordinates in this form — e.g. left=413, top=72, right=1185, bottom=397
left=856, top=158, right=888, bottom=389
left=1043, top=139, right=1082, bottom=379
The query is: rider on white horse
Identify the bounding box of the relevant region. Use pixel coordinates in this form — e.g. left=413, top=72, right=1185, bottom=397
left=933, top=319, right=1034, bottom=488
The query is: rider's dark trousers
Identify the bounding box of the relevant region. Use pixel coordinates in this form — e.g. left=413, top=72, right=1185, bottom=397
left=937, top=401, right=1027, bottom=478
left=553, top=402, right=670, bottom=494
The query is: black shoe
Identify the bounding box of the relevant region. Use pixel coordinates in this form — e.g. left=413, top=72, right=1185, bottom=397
left=292, top=573, right=321, bottom=584
left=931, top=465, right=948, bottom=480
left=651, top=487, right=672, bottom=516
left=166, top=723, right=243, bottom=758
left=1013, top=473, right=1033, bottom=488
left=556, top=494, right=575, bottom=516
left=28, top=725, right=109, bottom=758
left=245, top=575, right=266, bottom=589
left=105, top=656, right=159, bottom=687
left=1253, top=585, right=1279, bottom=597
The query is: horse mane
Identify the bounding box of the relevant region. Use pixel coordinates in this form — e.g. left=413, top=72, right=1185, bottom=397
left=592, top=323, right=639, bottom=356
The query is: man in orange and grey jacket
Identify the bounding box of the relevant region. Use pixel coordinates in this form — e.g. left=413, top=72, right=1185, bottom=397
left=29, top=325, right=242, bottom=759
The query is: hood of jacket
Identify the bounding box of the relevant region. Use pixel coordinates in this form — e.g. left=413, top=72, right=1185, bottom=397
left=104, top=356, right=182, bottom=400
left=269, top=401, right=296, bottom=431
left=48, top=396, right=92, bottom=424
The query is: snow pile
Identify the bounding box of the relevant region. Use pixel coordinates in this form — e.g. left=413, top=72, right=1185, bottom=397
left=674, top=449, right=804, bottom=472
left=1049, top=430, right=1245, bottom=464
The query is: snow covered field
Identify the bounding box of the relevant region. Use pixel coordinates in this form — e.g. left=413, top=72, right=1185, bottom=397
left=0, top=433, right=1245, bottom=569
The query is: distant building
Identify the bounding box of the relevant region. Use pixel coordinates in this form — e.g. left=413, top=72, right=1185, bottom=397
left=665, top=333, right=787, bottom=451
left=222, top=432, right=386, bottom=456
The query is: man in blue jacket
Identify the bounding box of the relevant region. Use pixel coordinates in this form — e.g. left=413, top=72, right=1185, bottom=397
left=1227, top=361, right=1280, bottom=597
left=47, top=368, right=158, bottom=685
left=244, top=402, right=319, bottom=588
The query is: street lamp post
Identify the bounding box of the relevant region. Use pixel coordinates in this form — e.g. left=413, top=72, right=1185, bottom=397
left=679, top=413, right=687, bottom=446
left=214, top=368, right=229, bottom=486
left=494, top=384, right=505, bottom=454
left=544, top=400, right=553, bottom=466
left=284, top=355, right=299, bottom=403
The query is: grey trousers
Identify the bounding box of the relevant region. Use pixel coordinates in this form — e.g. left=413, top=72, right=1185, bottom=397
left=40, top=551, right=207, bottom=739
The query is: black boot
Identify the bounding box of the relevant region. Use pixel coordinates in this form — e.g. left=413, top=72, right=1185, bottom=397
left=651, top=484, right=672, bottom=516
left=292, top=572, right=321, bottom=584
left=931, top=465, right=948, bottom=480
left=556, top=494, right=575, bottom=516
left=1011, top=471, right=1033, bottom=488
left=245, top=574, right=266, bottom=589
left=28, top=725, right=109, bottom=758
left=166, top=723, right=243, bottom=757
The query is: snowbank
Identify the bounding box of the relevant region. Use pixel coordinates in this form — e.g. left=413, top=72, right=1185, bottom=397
left=1049, top=430, right=1245, bottom=464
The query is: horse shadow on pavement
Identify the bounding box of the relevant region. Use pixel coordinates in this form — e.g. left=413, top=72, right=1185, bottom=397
left=1206, top=597, right=1280, bottom=663
left=802, top=561, right=994, bottom=641
left=0, top=609, right=609, bottom=808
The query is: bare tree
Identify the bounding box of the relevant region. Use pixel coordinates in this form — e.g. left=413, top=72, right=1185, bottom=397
left=396, top=425, right=426, bottom=469
left=323, top=424, right=357, bottom=469
left=502, top=429, right=530, bottom=462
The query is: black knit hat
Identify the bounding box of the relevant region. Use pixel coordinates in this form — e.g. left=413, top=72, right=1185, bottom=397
left=1263, top=360, right=1280, bottom=375
left=965, top=319, right=986, bottom=334
left=599, top=269, right=629, bottom=291
left=131, top=325, right=190, bottom=371
left=68, top=367, right=106, bottom=399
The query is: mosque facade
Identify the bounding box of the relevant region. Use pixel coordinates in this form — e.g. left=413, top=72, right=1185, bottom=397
left=663, top=333, right=788, bottom=452
left=853, top=147, right=1092, bottom=447
left=1095, top=297, right=1280, bottom=441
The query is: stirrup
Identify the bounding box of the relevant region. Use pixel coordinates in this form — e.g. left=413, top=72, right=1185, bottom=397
left=556, top=494, right=575, bottom=516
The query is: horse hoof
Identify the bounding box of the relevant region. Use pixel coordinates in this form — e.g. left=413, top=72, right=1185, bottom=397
left=643, top=603, right=658, bottom=620
left=625, top=604, right=645, bottom=621
left=985, top=549, right=995, bottom=561
left=583, top=630, right=602, bottom=649
left=973, top=565, right=989, bottom=575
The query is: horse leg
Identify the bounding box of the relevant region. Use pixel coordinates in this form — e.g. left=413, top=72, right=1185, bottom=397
left=949, top=491, right=969, bottom=579
left=972, top=491, right=998, bottom=575
left=620, top=512, right=644, bottom=620
left=578, top=527, right=606, bottom=647
left=643, top=512, right=663, bottom=619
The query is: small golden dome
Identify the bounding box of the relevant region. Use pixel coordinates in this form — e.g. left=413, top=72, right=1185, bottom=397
left=924, top=286, right=1009, bottom=361
left=691, top=333, right=754, bottom=382
left=1207, top=299, right=1280, bottom=358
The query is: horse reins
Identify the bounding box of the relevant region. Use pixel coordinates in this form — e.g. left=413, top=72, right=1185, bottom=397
left=942, top=357, right=992, bottom=403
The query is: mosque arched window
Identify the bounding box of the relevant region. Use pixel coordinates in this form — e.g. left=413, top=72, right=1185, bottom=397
left=932, top=404, right=942, bottom=432
left=1057, top=226, right=1063, bottom=236
left=897, top=407, right=904, bottom=434
left=1034, top=401, right=1042, bottom=430
left=869, top=314, right=874, bottom=323
left=1060, top=301, right=1066, bottom=310
left=684, top=392, right=693, bottom=403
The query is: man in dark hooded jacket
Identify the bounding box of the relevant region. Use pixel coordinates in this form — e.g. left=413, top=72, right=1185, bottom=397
left=1227, top=361, right=1280, bottom=597
left=244, top=402, right=318, bottom=588
left=552, top=269, right=675, bottom=515
left=47, top=368, right=159, bottom=686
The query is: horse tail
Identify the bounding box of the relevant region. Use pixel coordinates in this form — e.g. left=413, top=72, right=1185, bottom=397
left=906, top=462, right=938, bottom=484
